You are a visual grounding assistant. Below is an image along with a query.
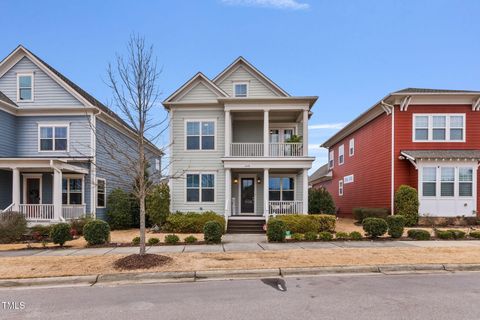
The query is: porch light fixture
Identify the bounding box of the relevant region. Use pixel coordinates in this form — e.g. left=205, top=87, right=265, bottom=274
left=233, top=178, right=238, bottom=184
left=257, top=177, right=262, bottom=184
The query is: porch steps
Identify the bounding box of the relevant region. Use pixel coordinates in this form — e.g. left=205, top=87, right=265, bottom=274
left=227, top=219, right=266, bottom=234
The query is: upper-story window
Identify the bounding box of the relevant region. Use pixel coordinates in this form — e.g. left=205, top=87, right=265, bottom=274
left=39, top=124, right=69, bottom=151
left=17, top=73, right=34, bottom=101
left=234, top=83, right=248, bottom=97
left=338, top=144, right=345, bottom=165
left=186, top=120, right=215, bottom=150
left=349, top=138, right=355, bottom=156
left=413, top=114, right=465, bottom=142
left=329, top=150, right=334, bottom=168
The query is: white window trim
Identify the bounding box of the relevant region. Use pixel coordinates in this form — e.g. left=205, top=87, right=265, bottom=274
left=268, top=174, right=296, bottom=202
left=349, top=138, right=355, bottom=156
left=17, top=72, right=34, bottom=102
left=338, top=144, right=345, bottom=165
left=338, top=179, right=344, bottom=196
left=22, top=173, right=43, bottom=204
left=329, top=150, right=334, bottom=169
left=38, top=122, right=70, bottom=152
left=233, top=81, right=249, bottom=98
left=344, top=174, right=354, bottom=184
left=96, top=178, right=106, bottom=208
left=413, top=114, right=466, bottom=143
left=185, top=172, right=216, bottom=204
left=62, top=174, right=85, bottom=206
left=238, top=174, right=258, bottom=214
left=155, top=159, right=161, bottom=172
left=419, top=164, right=475, bottom=199
left=184, top=119, right=217, bottom=152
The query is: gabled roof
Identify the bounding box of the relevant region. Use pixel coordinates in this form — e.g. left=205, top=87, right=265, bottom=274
left=401, top=150, right=480, bottom=160
left=213, top=56, right=290, bottom=97
left=394, top=88, right=480, bottom=94
left=163, top=72, right=228, bottom=106
left=308, top=164, right=332, bottom=184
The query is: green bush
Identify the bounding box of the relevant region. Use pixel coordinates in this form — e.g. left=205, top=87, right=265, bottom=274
left=291, top=233, right=304, bottom=241
left=163, top=211, right=225, bottom=233
left=146, top=183, right=170, bottom=227
left=267, top=220, right=287, bottom=242
left=469, top=231, right=480, bottom=239
left=407, top=229, right=431, bottom=240
left=106, top=189, right=136, bottom=230
left=447, top=229, right=466, bottom=240
left=304, top=231, right=318, bottom=241
left=204, top=221, right=223, bottom=244
left=349, top=231, right=363, bottom=241
left=147, top=237, right=160, bottom=245
left=272, top=214, right=335, bottom=234
left=83, top=220, right=110, bottom=245
left=395, top=185, right=419, bottom=227
left=30, top=224, right=52, bottom=238
left=335, top=231, right=349, bottom=240
left=184, top=235, right=198, bottom=244
left=132, top=236, right=140, bottom=245
left=362, top=217, right=388, bottom=238
left=386, top=215, right=406, bottom=238
left=69, top=216, right=93, bottom=236
left=165, top=234, right=180, bottom=245
left=318, top=231, right=333, bottom=241
left=353, top=208, right=390, bottom=222
left=0, top=212, right=27, bottom=244
left=308, top=188, right=335, bottom=214
left=50, top=223, right=73, bottom=246
left=436, top=230, right=455, bottom=240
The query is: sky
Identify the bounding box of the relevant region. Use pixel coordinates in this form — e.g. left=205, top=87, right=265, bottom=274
left=1, top=0, right=479, bottom=173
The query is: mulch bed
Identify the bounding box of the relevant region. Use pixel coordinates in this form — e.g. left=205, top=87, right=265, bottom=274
left=113, top=254, right=172, bottom=270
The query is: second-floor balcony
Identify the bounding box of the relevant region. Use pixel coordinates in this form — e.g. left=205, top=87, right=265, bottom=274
left=230, top=142, right=304, bottom=157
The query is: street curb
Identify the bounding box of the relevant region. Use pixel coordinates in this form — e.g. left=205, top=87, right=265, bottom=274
left=0, top=275, right=97, bottom=288
left=280, top=265, right=380, bottom=276
left=444, top=263, right=480, bottom=272
left=195, top=268, right=280, bottom=280
left=97, top=271, right=195, bottom=285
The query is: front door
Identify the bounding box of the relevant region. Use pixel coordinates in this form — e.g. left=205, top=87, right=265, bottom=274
left=26, top=178, right=41, bottom=204
left=240, top=178, right=255, bottom=214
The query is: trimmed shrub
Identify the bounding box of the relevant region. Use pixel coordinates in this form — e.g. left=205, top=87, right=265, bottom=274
left=407, top=229, right=431, bottom=240
left=132, top=236, right=140, bottom=245
left=184, top=235, right=198, bottom=244
left=70, top=216, right=93, bottom=236
left=304, top=231, right=318, bottom=241
left=291, top=233, right=304, bottom=241
left=447, top=229, right=466, bottom=240
left=273, top=214, right=335, bottom=234
left=83, top=220, right=110, bottom=245
left=106, top=188, right=136, bottom=230
left=30, top=224, right=52, bottom=239
left=308, top=188, right=335, bottom=214
left=469, top=231, right=480, bottom=239
left=0, top=212, right=27, bottom=244
left=349, top=231, right=363, bottom=241
left=50, top=223, right=73, bottom=246
left=164, top=211, right=225, bottom=233
left=436, top=230, right=455, bottom=240
left=395, top=185, right=419, bottom=227
left=165, top=234, right=180, bottom=245
left=362, top=217, right=388, bottom=238
left=204, top=221, right=223, bottom=244
left=335, top=231, right=349, bottom=240
left=267, top=220, right=287, bottom=242
left=318, top=231, right=333, bottom=241
left=353, top=208, right=390, bottom=223
left=147, top=237, right=160, bottom=245
left=386, top=215, right=406, bottom=238
left=146, top=183, right=170, bottom=227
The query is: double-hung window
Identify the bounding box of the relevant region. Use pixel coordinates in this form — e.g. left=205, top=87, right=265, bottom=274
left=440, top=167, right=455, bottom=197
left=422, top=167, right=437, bottom=197
left=186, top=173, right=215, bottom=202
left=97, top=179, right=106, bottom=208
left=234, top=83, right=248, bottom=97
left=329, top=150, right=334, bottom=168
left=413, top=114, right=465, bottom=142
left=186, top=121, right=215, bottom=150
left=338, top=144, right=345, bottom=165
left=422, top=166, right=474, bottom=198
left=338, top=180, right=344, bottom=196
left=269, top=177, right=295, bottom=201
left=17, top=74, right=33, bottom=101
left=62, top=176, right=83, bottom=205
left=349, top=138, right=355, bottom=156
left=39, top=124, right=68, bottom=151
left=459, top=168, right=473, bottom=197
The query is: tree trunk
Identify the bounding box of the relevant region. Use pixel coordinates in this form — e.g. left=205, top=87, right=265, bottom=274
left=139, top=191, right=146, bottom=255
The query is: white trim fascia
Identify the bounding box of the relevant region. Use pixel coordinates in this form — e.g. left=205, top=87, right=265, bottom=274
left=184, top=171, right=217, bottom=205
left=163, top=72, right=228, bottom=104
left=0, top=103, right=17, bottom=115
left=168, top=108, right=174, bottom=213
left=237, top=173, right=257, bottom=215
left=224, top=102, right=311, bottom=112
left=16, top=72, right=34, bottom=103
left=222, top=158, right=314, bottom=169
left=22, top=173, right=43, bottom=205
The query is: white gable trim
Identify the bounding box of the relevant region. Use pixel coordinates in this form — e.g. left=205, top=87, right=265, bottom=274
left=163, top=72, right=228, bottom=104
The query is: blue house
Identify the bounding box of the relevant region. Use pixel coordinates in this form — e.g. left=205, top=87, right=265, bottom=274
left=0, top=45, right=163, bottom=223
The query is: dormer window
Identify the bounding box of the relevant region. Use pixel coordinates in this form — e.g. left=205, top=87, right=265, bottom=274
left=234, top=83, right=248, bottom=97
left=17, top=73, right=33, bottom=101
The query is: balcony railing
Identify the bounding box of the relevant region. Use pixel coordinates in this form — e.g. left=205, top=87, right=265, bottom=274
left=19, top=204, right=55, bottom=221
left=62, top=205, right=86, bottom=220
left=230, top=143, right=303, bottom=157
left=268, top=201, right=303, bottom=215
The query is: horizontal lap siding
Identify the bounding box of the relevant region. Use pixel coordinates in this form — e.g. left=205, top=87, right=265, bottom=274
left=216, top=66, right=279, bottom=97
left=232, top=120, right=263, bottom=143
left=171, top=107, right=225, bottom=213
left=178, top=82, right=219, bottom=102
left=0, top=110, right=16, bottom=157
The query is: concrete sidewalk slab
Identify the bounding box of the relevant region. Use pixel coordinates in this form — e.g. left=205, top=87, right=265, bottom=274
left=222, top=234, right=267, bottom=244
left=0, top=250, right=46, bottom=257
left=258, top=243, right=303, bottom=251
left=69, top=248, right=115, bottom=256
left=405, top=241, right=480, bottom=248
left=147, top=245, right=185, bottom=253
left=333, top=241, right=415, bottom=248
left=295, top=242, right=338, bottom=249
left=223, top=243, right=263, bottom=252
left=183, top=244, right=223, bottom=253
left=34, top=249, right=81, bottom=256
left=105, top=247, right=142, bottom=255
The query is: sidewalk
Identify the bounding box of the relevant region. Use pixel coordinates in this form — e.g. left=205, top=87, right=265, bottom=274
left=2, top=234, right=480, bottom=257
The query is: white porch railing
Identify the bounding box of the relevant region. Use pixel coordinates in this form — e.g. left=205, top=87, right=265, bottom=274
left=230, top=143, right=264, bottom=157
left=62, top=205, right=86, bottom=220
left=269, top=143, right=303, bottom=157
left=19, top=204, right=55, bottom=221
left=268, top=201, right=303, bottom=215
left=1, top=203, right=14, bottom=214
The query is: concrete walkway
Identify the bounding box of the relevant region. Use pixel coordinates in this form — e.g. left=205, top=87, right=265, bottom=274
left=2, top=235, right=480, bottom=257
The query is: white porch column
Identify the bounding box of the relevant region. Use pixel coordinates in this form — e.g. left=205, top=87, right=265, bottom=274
left=303, top=108, right=308, bottom=156
left=264, top=168, right=269, bottom=216
left=225, top=168, right=232, bottom=217
left=263, top=110, right=269, bottom=157
left=53, top=169, right=62, bottom=221
left=302, top=169, right=309, bottom=214
left=225, top=110, right=231, bottom=157
left=12, top=168, right=20, bottom=211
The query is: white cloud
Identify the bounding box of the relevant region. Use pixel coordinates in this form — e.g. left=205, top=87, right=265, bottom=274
left=308, top=144, right=323, bottom=150
left=308, top=122, right=347, bottom=130
left=221, top=0, right=310, bottom=10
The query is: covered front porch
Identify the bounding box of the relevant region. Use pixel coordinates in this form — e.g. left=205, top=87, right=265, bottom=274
left=0, top=159, right=89, bottom=222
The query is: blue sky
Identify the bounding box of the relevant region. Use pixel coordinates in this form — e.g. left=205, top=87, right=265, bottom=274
left=1, top=0, right=479, bottom=172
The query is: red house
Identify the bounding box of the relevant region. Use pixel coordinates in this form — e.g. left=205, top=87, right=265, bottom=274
left=310, top=88, right=480, bottom=218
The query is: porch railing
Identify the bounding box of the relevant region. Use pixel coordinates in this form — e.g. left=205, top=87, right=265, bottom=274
left=268, top=201, right=303, bottom=215
left=229, top=143, right=304, bottom=157
left=230, top=143, right=264, bottom=157
left=1, top=203, right=14, bottom=214
left=269, top=143, right=303, bottom=157
left=19, top=204, right=55, bottom=221
left=62, top=205, right=86, bottom=220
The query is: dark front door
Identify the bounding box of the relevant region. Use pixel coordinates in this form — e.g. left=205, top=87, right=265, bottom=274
left=240, top=178, right=255, bottom=214
left=26, top=178, right=41, bottom=204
